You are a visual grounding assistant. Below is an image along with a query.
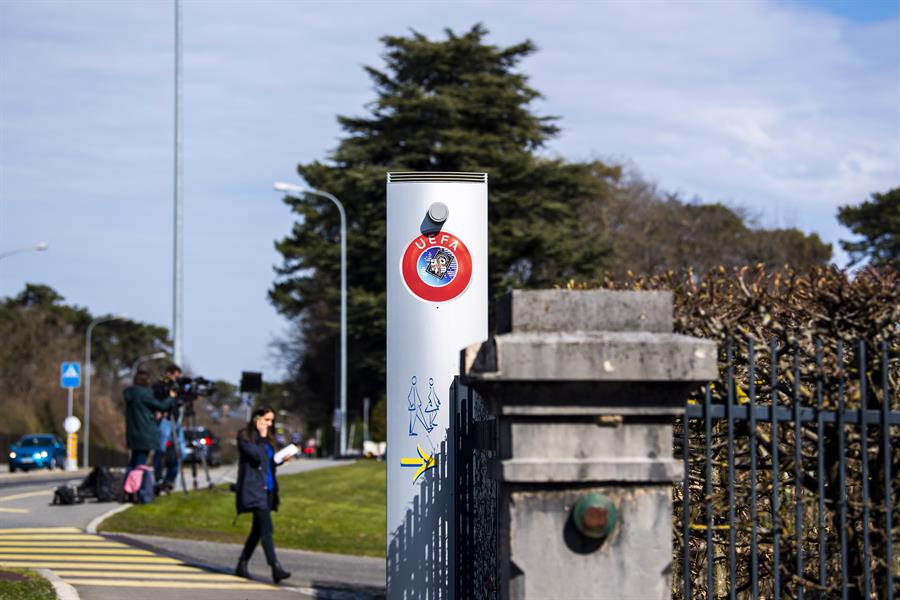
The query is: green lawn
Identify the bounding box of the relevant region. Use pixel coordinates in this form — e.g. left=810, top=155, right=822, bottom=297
left=0, top=569, right=56, bottom=600
left=100, top=460, right=387, bottom=557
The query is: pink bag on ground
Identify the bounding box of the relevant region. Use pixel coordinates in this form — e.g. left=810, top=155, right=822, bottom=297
left=123, top=466, right=147, bottom=494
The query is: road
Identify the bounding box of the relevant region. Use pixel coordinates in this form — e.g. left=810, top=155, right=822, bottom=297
left=0, top=459, right=384, bottom=600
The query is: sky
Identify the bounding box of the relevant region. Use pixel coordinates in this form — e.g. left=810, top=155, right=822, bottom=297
left=1, top=0, right=898, bottom=383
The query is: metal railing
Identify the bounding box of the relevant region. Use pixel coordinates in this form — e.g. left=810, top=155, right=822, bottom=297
left=453, top=378, right=499, bottom=600
left=677, top=338, right=897, bottom=599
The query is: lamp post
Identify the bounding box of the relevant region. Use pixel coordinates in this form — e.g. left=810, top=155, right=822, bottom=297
left=273, top=181, right=347, bottom=456
left=84, top=313, right=127, bottom=468
left=131, top=351, right=169, bottom=377
left=0, top=242, right=48, bottom=260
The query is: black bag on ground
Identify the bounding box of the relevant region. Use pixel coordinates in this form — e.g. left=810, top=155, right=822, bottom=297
left=79, top=466, right=125, bottom=502
left=52, top=485, right=83, bottom=505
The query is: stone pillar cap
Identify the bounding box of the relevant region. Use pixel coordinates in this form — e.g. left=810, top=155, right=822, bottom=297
left=497, top=289, right=673, bottom=334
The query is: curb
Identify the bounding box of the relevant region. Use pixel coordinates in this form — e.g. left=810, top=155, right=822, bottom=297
left=37, top=568, right=79, bottom=600
left=85, top=503, right=132, bottom=534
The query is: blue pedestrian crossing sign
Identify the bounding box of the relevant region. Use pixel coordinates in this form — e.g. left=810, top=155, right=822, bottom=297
left=60, top=362, right=81, bottom=389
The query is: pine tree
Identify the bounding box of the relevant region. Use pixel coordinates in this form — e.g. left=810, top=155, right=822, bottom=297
left=838, top=188, right=900, bottom=267
left=270, top=25, right=617, bottom=430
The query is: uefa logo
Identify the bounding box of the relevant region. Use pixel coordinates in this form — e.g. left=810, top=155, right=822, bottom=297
left=400, top=231, right=472, bottom=303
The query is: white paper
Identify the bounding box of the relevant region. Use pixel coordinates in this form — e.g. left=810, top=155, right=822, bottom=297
left=273, top=443, right=298, bottom=465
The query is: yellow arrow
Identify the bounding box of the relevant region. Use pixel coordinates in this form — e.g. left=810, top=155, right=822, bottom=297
left=400, top=444, right=436, bottom=482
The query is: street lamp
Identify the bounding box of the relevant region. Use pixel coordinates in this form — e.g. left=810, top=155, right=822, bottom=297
left=273, top=181, right=347, bottom=456
left=84, top=313, right=127, bottom=468
left=131, top=351, right=169, bottom=377
left=0, top=242, right=49, bottom=260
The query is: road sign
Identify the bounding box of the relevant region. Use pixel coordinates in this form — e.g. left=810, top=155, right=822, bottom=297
left=60, top=362, right=81, bottom=389
left=64, top=416, right=82, bottom=433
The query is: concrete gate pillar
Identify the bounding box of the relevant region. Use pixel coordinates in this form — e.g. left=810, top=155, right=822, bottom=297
left=461, top=290, right=717, bottom=599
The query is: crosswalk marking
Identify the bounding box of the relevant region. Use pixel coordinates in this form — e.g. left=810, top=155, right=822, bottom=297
left=0, top=541, right=128, bottom=547
left=0, top=561, right=203, bottom=571
left=0, top=553, right=179, bottom=563
left=53, top=571, right=243, bottom=581
left=0, top=547, right=155, bottom=555
left=0, top=507, right=28, bottom=513
left=60, top=580, right=274, bottom=590
left=0, top=527, right=81, bottom=533
left=0, top=527, right=274, bottom=591
left=0, top=534, right=106, bottom=541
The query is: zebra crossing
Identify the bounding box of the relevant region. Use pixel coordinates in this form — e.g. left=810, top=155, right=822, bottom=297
left=0, top=527, right=273, bottom=591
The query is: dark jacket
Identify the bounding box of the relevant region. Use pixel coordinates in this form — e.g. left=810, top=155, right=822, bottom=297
left=236, top=430, right=280, bottom=514
left=124, top=385, right=174, bottom=451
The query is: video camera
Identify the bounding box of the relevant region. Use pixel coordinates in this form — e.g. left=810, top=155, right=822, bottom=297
left=175, top=376, right=215, bottom=402
left=155, top=375, right=215, bottom=419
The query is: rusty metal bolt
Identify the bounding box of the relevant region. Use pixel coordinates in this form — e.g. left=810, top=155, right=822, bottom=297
left=572, top=493, right=618, bottom=539
left=583, top=506, right=608, bottom=530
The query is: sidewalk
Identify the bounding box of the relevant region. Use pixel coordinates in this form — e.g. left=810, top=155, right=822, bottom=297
left=104, top=532, right=386, bottom=599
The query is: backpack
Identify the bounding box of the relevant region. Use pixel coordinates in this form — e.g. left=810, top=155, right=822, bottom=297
left=52, top=485, right=83, bottom=505
left=137, top=465, right=155, bottom=504
left=123, top=465, right=155, bottom=504
left=123, top=467, right=144, bottom=494
left=79, top=466, right=124, bottom=502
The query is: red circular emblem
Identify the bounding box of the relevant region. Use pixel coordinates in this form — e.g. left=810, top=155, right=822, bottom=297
left=401, top=231, right=473, bottom=303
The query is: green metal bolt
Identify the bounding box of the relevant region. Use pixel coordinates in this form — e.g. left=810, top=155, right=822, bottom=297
left=572, top=493, right=618, bottom=539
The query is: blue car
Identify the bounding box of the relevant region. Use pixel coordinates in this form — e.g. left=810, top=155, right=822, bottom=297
left=8, top=434, right=66, bottom=472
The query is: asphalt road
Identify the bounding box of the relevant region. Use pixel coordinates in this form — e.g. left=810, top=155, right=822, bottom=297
left=0, top=459, right=385, bottom=600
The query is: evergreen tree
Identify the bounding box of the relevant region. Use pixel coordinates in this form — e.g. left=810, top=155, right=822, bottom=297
left=0, top=283, right=170, bottom=439
left=838, top=188, right=899, bottom=267
left=270, top=25, right=617, bottom=430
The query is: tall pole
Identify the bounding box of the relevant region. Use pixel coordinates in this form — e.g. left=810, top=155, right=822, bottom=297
left=363, top=397, right=370, bottom=443
left=83, top=314, right=125, bottom=468
left=84, top=324, right=93, bottom=469
left=172, top=0, right=184, bottom=366
left=65, top=387, right=75, bottom=471
left=338, top=197, right=346, bottom=456
left=273, top=183, right=347, bottom=456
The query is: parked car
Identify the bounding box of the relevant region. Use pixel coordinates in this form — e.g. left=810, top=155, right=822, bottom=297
left=182, top=427, right=222, bottom=467
left=8, top=434, right=66, bottom=472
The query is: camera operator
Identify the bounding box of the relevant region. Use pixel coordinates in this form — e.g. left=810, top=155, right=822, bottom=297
left=125, top=370, right=174, bottom=476
left=152, top=364, right=183, bottom=492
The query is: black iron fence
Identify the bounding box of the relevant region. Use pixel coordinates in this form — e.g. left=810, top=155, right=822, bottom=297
left=677, top=338, right=898, bottom=599
left=453, top=378, right=499, bottom=600
left=450, top=337, right=896, bottom=599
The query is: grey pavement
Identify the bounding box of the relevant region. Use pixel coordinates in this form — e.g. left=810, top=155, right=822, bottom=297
left=107, top=532, right=386, bottom=599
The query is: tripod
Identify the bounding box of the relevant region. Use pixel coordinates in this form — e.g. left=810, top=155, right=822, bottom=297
left=181, top=402, right=213, bottom=490
left=178, top=403, right=213, bottom=491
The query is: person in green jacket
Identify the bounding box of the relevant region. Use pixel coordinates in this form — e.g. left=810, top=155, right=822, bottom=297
left=124, top=370, right=174, bottom=474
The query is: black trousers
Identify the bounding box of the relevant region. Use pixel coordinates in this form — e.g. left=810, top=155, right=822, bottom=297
left=240, top=491, right=277, bottom=566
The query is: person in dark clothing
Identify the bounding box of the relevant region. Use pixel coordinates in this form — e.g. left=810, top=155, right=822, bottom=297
left=235, top=406, right=292, bottom=584
left=124, top=370, right=174, bottom=474
left=152, top=364, right=182, bottom=491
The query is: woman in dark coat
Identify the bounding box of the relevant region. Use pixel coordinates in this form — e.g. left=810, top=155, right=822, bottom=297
left=124, top=370, right=174, bottom=474
left=235, top=406, right=291, bottom=583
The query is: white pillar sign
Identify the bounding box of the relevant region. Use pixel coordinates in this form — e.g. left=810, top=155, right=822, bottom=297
left=386, top=172, right=488, bottom=598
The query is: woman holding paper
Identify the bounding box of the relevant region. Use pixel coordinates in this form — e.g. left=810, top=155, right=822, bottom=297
left=234, top=406, right=292, bottom=583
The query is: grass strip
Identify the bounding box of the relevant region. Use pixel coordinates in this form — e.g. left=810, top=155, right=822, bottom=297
left=0, top=568, right=57, bottom=600
left=101, top=460, right=386, bottom=557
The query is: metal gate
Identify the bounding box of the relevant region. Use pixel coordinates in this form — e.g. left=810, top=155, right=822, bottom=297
left=677, top=338, right=898, bottom=599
